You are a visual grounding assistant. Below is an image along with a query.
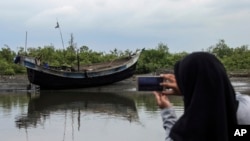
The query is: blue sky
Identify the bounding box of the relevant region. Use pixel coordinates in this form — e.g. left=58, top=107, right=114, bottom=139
left=1, top=0, right=250, bottom=53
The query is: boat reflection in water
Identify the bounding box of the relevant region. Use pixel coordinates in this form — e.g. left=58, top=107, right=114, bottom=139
left=15, top=91, right=138, bottom=129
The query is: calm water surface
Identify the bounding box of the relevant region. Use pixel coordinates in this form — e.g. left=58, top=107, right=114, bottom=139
left=0, top=78, right=249, bottom=141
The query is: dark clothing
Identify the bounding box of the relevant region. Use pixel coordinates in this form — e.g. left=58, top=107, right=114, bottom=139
left=169, top=52, right=238, bottom=141
left=161, top=92, right=250, bottom=141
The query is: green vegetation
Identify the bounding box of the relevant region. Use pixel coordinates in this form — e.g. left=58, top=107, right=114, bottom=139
left=207, top=40, right=250, bottom=72
left=1, top=39, right=250, bottom=76
left=0, top=45, right=25, bottom=75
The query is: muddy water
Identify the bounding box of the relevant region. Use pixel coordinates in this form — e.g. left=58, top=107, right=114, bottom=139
left=0, top=77, right=249, bottom=141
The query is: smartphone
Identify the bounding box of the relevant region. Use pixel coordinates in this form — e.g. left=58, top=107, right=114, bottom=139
left=136, top=76, right=164, bottom=91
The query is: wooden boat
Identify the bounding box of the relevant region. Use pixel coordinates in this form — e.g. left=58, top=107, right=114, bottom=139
left=14, top=50, right=141, bottom=90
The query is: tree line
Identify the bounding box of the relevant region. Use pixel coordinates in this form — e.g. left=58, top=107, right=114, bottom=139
left=0, top=39, right=250, bottom=76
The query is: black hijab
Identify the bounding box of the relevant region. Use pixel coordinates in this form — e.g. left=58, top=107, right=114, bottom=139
left=169, top=52, right=238, bottom=141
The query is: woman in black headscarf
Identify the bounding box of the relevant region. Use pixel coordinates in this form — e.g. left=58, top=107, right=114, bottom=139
left=153, top=52, right=239, bottom=141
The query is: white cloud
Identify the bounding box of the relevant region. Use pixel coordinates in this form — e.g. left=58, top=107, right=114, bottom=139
left=1, top=0, right=250, bottom=52
left=26, top=6, right=79, bottom=27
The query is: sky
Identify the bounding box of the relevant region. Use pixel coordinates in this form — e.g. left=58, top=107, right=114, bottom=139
left=1, top=0, right=250, bottom=53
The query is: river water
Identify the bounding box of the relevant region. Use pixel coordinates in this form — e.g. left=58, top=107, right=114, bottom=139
left=0, top=78, right=249, bottom=141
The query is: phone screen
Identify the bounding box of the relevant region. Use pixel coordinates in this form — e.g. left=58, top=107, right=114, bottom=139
left=137, top=76, right=164, bottom=91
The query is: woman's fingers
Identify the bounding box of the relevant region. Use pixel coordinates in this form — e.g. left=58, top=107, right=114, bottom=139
left=161, top=82, right=176, bottom=88
left=161, top=74, right=176, bottom=82
left=153, top=91, right=172, bottom=108
left=162, top=89, right=175, bottom=95
left=153, top=91, right=161, bottom=104
left=160, top=73, right=181, bottom=95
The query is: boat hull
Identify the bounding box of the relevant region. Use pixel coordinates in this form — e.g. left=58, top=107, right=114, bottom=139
left=27, top=62, right=137, bottom=90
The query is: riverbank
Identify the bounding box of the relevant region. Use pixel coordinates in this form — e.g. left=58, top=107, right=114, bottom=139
left=0, top=75, right=30, bottom=91
left=228, top=72, right=250, bottom=77
left=0, top=74, right=137, bottom=92
left=0, top=74, right=249, bottom=94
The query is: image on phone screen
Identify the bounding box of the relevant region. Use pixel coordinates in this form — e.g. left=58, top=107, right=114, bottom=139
left=137, top=76, right=163, bottom=91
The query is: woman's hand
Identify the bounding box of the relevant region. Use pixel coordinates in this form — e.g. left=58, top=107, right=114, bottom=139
left=153, top=91, right=172, bottom=109
left=160, top=74, right=181, bottom=95
left=152, top=74, right=181, bottom=109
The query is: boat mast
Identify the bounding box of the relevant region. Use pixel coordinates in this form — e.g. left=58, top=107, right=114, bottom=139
left=77, top=49, right=80, bottom=71
left=25, top=31, right=27, bottom=54
left=55, top=19, right=65, bottom=57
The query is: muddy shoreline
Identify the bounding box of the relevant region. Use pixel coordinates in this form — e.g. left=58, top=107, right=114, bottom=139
left=0, top=75, right=29, bottom=83
left=0, top=74, right=249, bottom=94
left=0, top=74, right=138, bottom=92
left=0, top=75, right=30, bottom=91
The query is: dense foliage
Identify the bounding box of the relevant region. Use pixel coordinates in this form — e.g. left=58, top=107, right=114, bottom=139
left=206, top=40, right=250, bottom=72
left=0, top=39, right=250, bottom=75
left=0, top=45, right=26, bottom=75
